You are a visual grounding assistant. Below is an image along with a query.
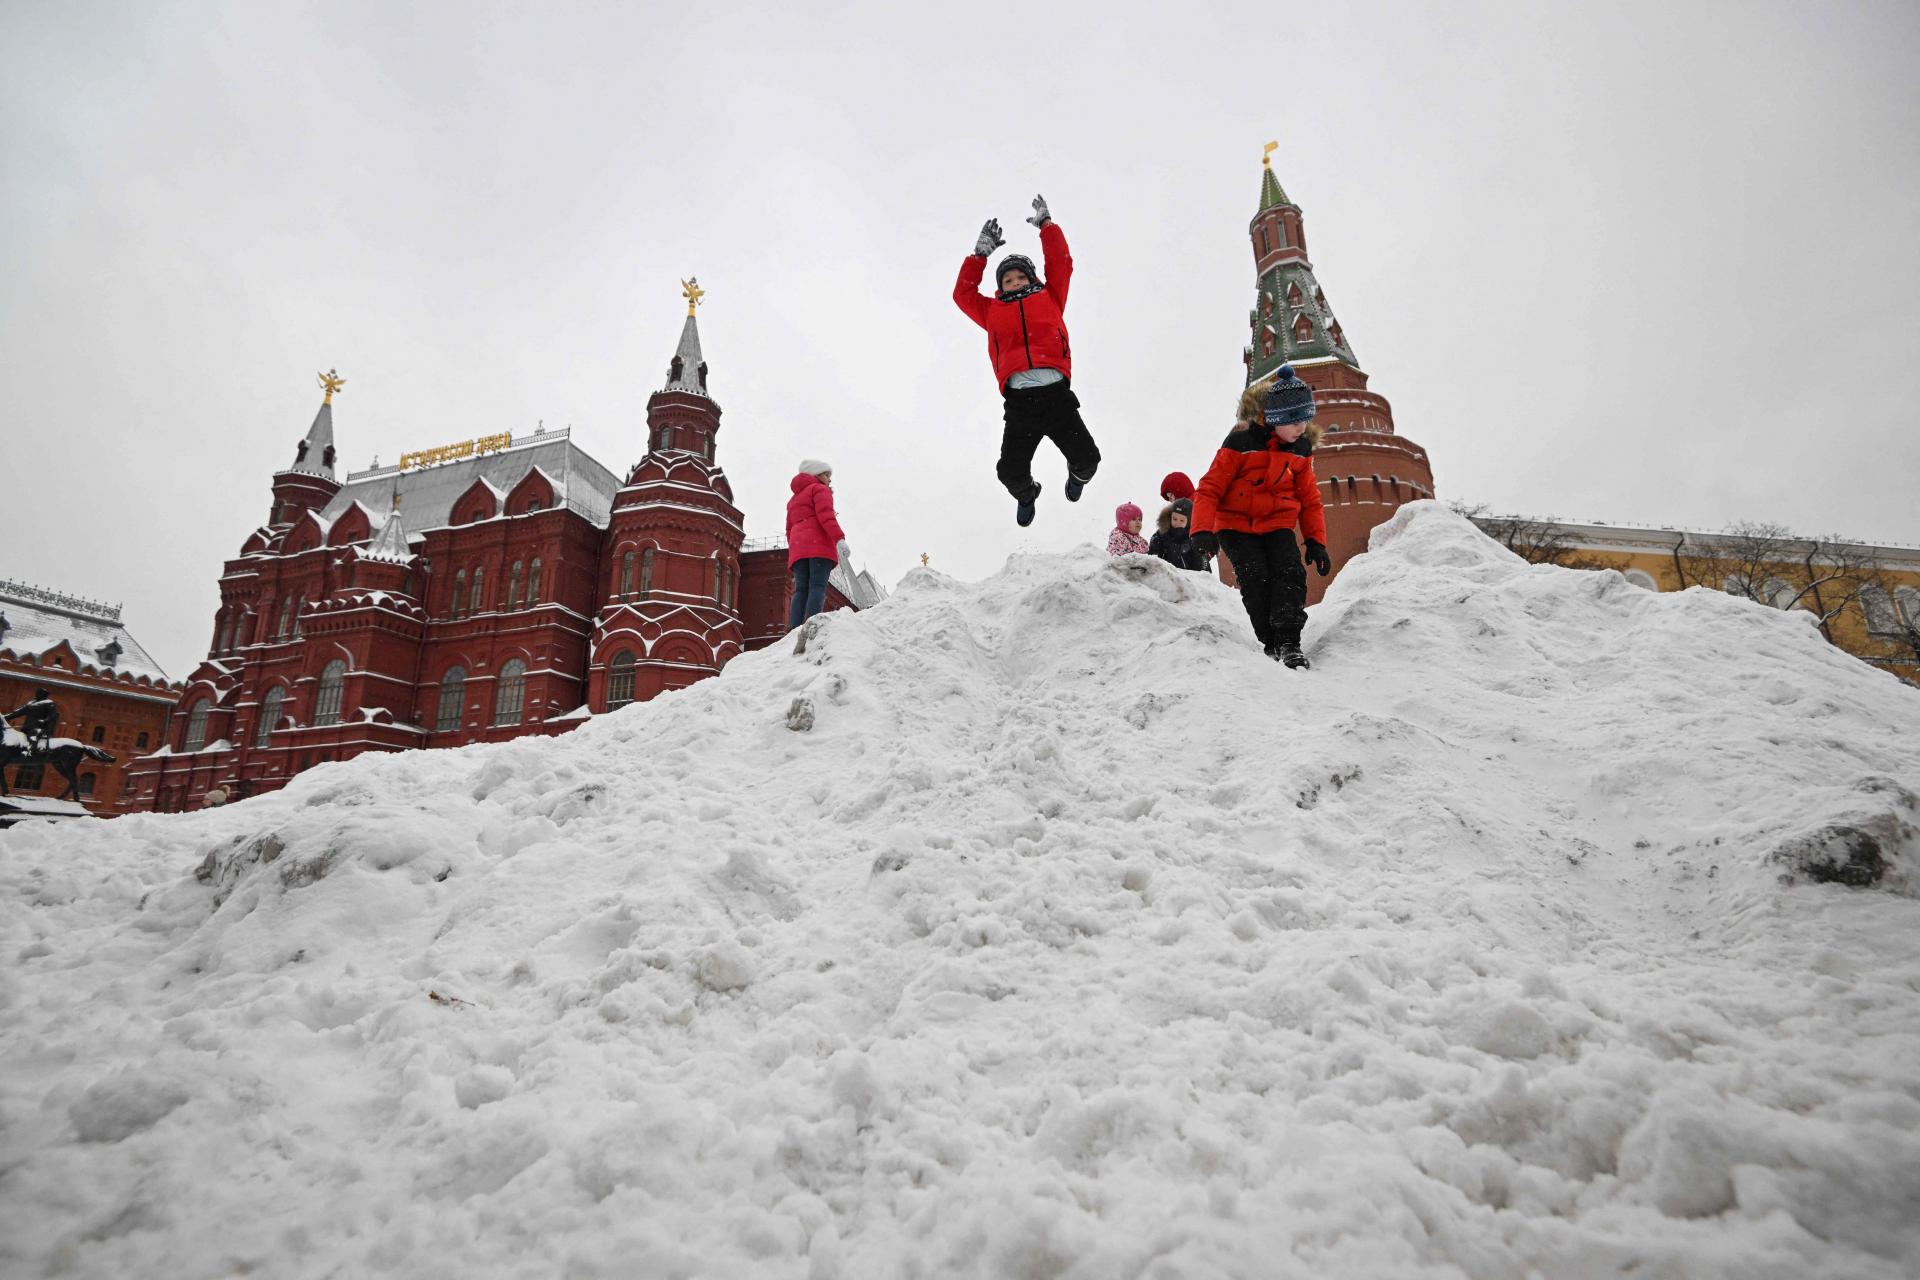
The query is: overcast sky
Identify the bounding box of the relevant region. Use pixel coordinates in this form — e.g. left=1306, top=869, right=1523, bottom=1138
left=4, top=0, right=1916, bottom=680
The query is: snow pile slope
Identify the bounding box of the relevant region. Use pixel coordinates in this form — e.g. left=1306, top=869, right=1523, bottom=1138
left=4, top=502, right=1920, bottom=1280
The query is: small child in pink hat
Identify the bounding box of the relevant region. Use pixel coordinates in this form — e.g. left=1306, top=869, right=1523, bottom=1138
left=1106, top=502, right=1150, bottom=556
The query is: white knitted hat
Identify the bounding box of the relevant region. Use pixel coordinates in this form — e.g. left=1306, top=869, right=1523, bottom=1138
left=798, top=458, right=833, bottom=477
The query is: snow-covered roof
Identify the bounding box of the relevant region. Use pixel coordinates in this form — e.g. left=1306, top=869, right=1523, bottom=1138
left=325, top=429, right=622, bottom=532
left=0, top=579, right=173, bottom=683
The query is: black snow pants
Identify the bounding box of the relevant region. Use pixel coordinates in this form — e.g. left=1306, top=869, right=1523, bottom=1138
left=996, top=380, right=1101, bottom=502
left=1218, top=528, right=1308, bottom=649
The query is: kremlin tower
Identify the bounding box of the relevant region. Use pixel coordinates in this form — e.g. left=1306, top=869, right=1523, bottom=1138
left=1244, top=147, right=1435, bottom=603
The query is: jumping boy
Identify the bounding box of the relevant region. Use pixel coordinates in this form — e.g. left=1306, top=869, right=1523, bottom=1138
left=953, top=195, right=1101, bottom=527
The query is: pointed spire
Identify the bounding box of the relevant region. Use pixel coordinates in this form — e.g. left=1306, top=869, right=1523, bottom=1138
left=289, top=370, right=342, bottom=478
left=1259, top=142, right=1293, bottom=211
left=363, top=496, right=413, bottom=563
left=664, top=311, right=708, bottom=395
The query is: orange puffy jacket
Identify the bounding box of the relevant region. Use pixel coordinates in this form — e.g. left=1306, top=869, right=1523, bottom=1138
left=953, top=222, right=1074, bottom=390
left=1190, top=425, right=1328, bottom=543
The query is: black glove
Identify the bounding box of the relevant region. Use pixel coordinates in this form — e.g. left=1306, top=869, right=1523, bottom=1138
left=1191, top=531, right=1219, bottom=559
left=1305, top=539, right=1331, bottom=576
left=1027, top=194, right=1051, bottom=227
left=973, top=219, right=1005, bottom=257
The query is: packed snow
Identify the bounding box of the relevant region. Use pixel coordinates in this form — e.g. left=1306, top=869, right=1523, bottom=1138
left=4, top=503, right=1919, bottom=1279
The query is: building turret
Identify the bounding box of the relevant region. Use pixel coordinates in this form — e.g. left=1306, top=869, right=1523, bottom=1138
left=592, top=281, right=744, bottom=708
left=1239, top=148, right=1436, bottom=604
left=268, top=370, right=347, bottom=527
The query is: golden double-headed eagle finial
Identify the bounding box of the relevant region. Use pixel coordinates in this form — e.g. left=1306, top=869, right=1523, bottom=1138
left=318, top=368, right=346, bottom=404
left=681, top=276, right=706, bottom=316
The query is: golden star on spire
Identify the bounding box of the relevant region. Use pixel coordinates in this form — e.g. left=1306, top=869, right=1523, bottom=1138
left=681, top=276, right=706, bottom=316
left=318, top=368, right=346, bottom=404
left=1263, top=140, right=1279, bottom=168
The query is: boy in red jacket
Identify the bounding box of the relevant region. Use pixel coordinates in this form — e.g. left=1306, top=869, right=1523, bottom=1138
left=953, top=195, right=1101, bottom=527
left=1190, top=367, right=1334, bottom=669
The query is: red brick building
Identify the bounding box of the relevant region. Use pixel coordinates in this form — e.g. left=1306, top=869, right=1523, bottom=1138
left=123, top=309, right=879, bottom=812
left=1, top=579, right=183, bottom=814
left=1243, top=153, right=1436, bottom=602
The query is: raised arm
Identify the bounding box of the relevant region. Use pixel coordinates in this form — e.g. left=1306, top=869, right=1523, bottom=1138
left=953, top=218, right=1004, bottom=327
left=1030, top=196, right=1073, bottom=311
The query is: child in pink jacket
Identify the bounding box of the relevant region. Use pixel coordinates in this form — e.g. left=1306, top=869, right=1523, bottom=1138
left=1107, top=502, right=1150, bottom=556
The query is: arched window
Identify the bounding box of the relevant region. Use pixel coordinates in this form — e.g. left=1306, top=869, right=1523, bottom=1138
left=1723, top=574, right=1753, bottom=598
left=640, top=547, right=654, bottom=597
left=716, top=561, right=729, bottom=606
left=493, top=658, right=526, bottom=726
left=1763, top=577, right=1797, bottom=610
left=469, top=566, right=485, bottom=615
left=607, top=650, right=637, bottom=710
left=1860, top=586, right=1898, bottom=635
left=1896, top=587, right=1920, bottom=630
left=435, top=666, right=466, bottom=733
left=619, top=550, right=635, bottom=599
left=452, top=570, right=467, bottom=619
left=291, top=594, right=304, bottom=637
left=277, top=595, right=294, bottom=638
left=183, top=699, right=211, bottom=751
left=256, top=686, right=286, bottom=746
left=527, top=558, right=542, bottom=604
left=216, top=615, right=233, bottom=654
left=313, top=660, right=346, bottom=727
left=507, top=561, right=524, bottom=610
left=1623, top=569, right=1659, bottom=591
left=136, top=731, right=149, bottom=750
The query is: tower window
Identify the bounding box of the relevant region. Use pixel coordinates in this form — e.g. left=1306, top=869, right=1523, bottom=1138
left=527, top=558, right=542, bottom=604
left=256, top=687, right=286, bottom=746
left=507, top=561, right=524, bottom=611
left=640, top=547, right=655, bottom=598
left=493, top=659, right=526, bottom=726
left=452, top=571, right=467, bottom=619
left=619, top=550, right=635, bottom=599
left=469, top=566, right=485, bottom=615
left=313, top=661, right=346, bottom=727
left=436, top=667, right=466, bottom=732
left=607, top=650, right=637, bottom=710
left=183, top=698, right=211, bottom=751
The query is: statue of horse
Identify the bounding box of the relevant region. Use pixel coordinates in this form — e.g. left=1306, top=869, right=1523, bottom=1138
left=0, top=727, right=114, bottom=803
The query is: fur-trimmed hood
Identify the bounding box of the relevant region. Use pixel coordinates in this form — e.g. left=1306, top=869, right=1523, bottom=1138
left=1235, top=376, right=1322, bottom=450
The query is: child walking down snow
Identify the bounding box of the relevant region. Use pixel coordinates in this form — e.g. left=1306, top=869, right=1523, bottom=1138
left=1107, top=502, right=1150, bottom=556
left=1148, top=498, right=1210, bottom=571
left=953, top=195, right=1101, bottom=528
left=1189, top=367, right=1334, bottom=668
left=786, top=459, right=850, bottom=631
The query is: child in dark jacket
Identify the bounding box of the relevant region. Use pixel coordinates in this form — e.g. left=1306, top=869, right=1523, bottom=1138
left=1190, top=367, right=1334, bottom=668
left=953, top=195, right=1101, bottom=528
left=1148, top=498, right=1210, bottom=571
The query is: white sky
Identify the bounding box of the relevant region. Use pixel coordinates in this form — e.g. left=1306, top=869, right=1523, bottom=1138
left=4, top=0, right=1916, bottom=680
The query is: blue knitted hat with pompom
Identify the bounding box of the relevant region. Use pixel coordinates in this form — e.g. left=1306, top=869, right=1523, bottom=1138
left=1263, top=365, right=1316, bottom=426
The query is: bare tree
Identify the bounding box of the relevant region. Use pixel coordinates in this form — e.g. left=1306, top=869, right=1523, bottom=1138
left=1453, top=504, right=1607, bottom=570
left=1672, top=521, right=1909, bottom=652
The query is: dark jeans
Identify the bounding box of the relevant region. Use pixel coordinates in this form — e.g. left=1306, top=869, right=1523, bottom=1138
left=789, top=557, right=834, bottom=631
left=1218, top=528, right=1308, bottom=649
left=996, top=379, right=1101, bottom=501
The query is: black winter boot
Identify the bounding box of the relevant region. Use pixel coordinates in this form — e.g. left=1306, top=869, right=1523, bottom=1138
left=1016, top=494, right=1037, bottom=527
left=1273, top=640, right=1310, bottom=670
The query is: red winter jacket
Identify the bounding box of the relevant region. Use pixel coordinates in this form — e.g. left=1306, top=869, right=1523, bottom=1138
left=1190, top=426, right=1328, bottom=544
left=953, top=222, right=1074, bottom=391
left=786, top=473, right=847, bottom=567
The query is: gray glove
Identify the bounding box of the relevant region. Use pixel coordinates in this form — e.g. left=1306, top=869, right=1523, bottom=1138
left=973, top=219, right=1004, bottom=257
left=1027, top=194, right=1051, bottom=227
left=835, top=540, right=851, bottom=565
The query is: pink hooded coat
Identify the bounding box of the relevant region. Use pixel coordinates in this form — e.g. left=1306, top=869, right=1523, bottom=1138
left=1107, top=502, right=1149, bottom=556
left=787, top=473, right=847, bottom=567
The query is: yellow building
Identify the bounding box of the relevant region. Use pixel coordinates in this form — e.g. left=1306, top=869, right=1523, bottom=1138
left=1467, top=516, right=1920, bottom=686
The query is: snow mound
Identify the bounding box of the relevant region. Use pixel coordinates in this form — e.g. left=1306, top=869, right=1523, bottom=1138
left=5, top=502, right=1920, bottom=1279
